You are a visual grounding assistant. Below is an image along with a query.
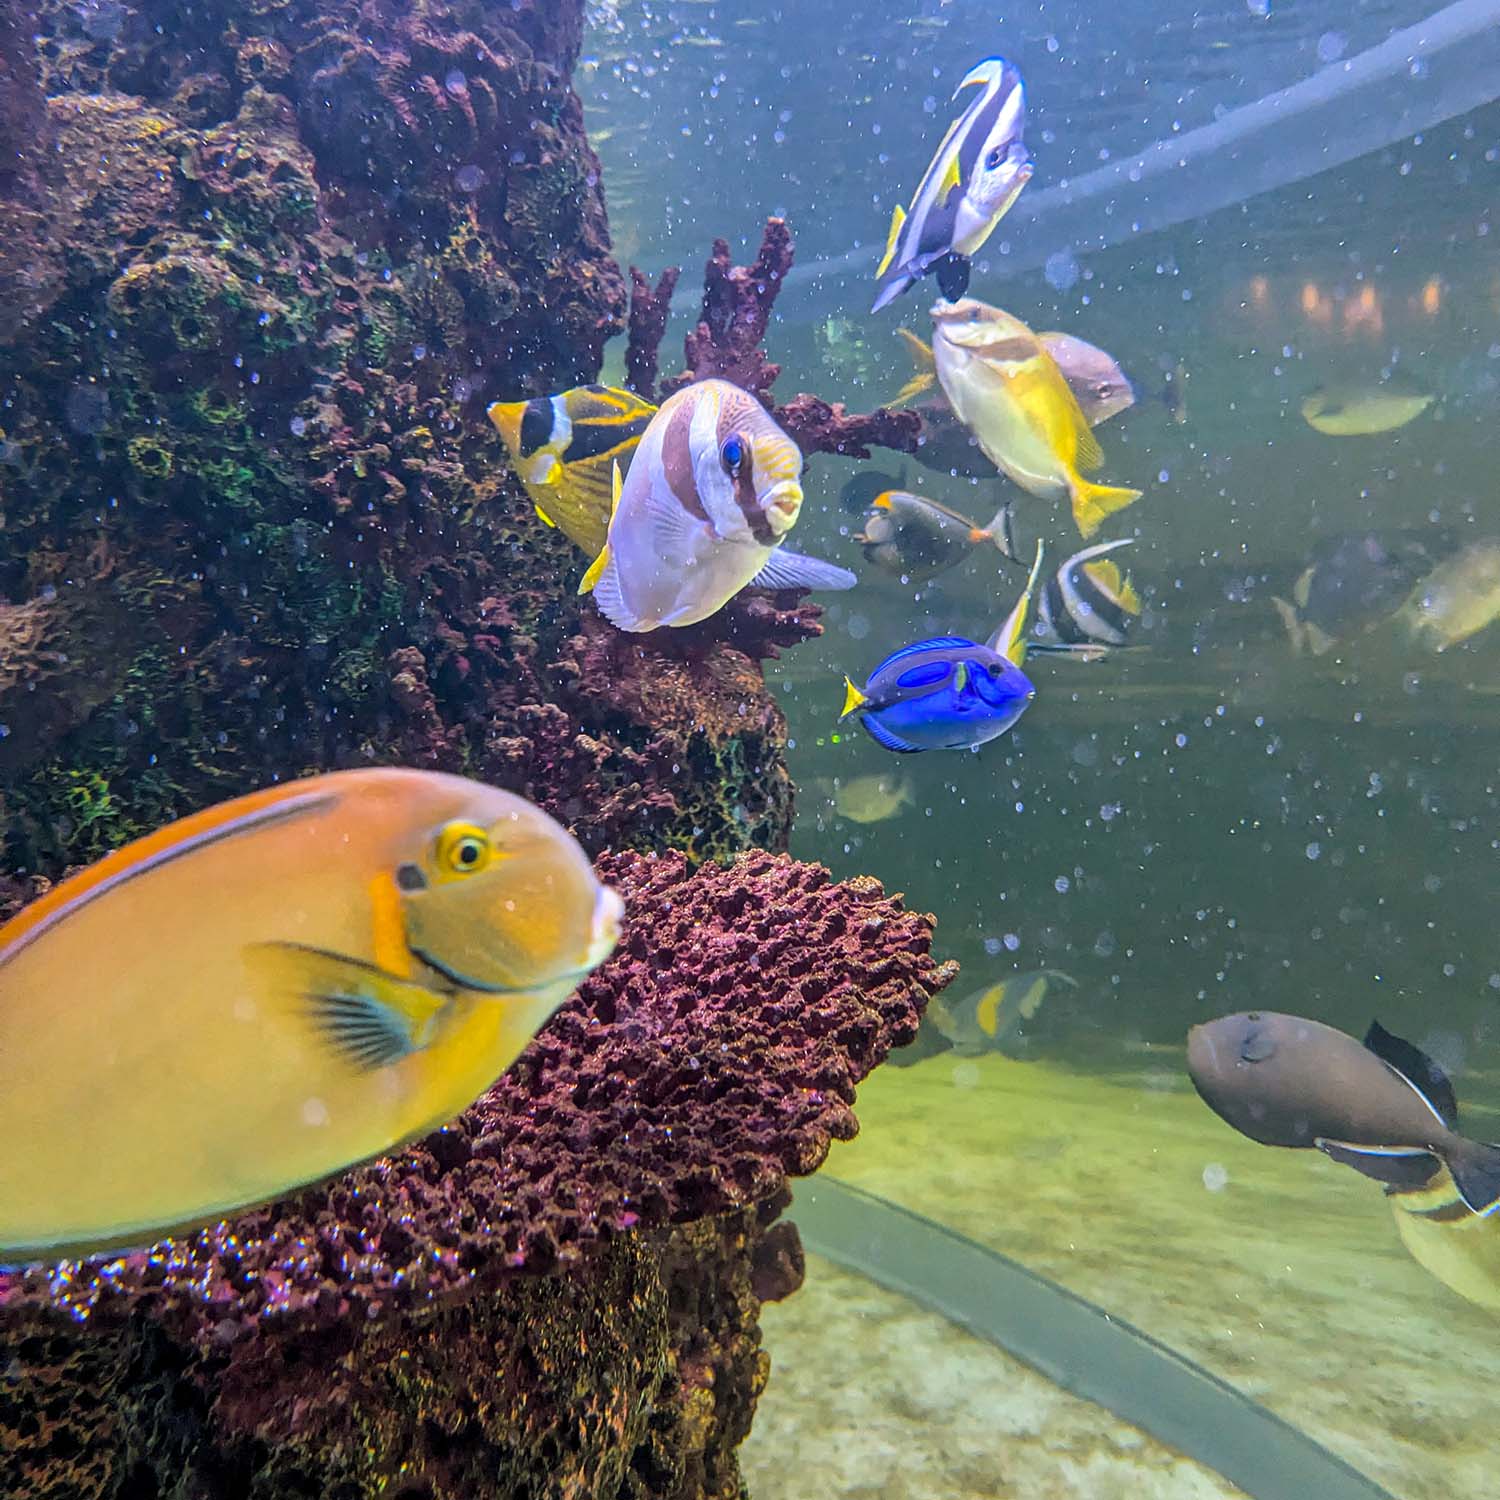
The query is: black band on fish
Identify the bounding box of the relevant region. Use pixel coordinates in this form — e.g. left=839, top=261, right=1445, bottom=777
left=519, top=399, right=553, bottom=458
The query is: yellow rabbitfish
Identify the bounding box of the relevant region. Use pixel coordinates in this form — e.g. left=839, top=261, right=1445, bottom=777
left=0, top=768, right=623, bottom=1263
left=488, top=384, right=658, bottom=556
left=930, top=298, right=1143, bottom=539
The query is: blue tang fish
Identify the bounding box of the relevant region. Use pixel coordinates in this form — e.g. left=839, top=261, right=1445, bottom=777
left=839, top=542, right=1046, bottom=753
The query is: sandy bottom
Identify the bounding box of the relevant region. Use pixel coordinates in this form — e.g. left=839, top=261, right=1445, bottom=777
left=743, top=1050, right=1500, bottom=1499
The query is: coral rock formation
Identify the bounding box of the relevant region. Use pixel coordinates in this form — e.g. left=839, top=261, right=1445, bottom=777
left=0, top=850, right=957, bottom=1500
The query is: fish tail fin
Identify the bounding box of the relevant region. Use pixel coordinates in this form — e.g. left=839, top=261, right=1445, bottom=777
left=840, top=676, right=868, bottom=719
left=980, top=501, right=1019, bottom=562
left=1069, top=478, right=1142, bottom=540
left=891, top=328, right=937, bottom=405
left=1442, top=1138, right=1500, bottom=1217
left=875, top=203, right=908, bottom=280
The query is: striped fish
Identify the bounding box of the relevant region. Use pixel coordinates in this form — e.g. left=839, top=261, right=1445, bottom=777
left=872, top=57, right=1032, bottom=313
left=579, top=379, right=855, bottom=632
left=488, top=384, right=657, bottom=556
left=1037, top=538, right=1141, bottom=650
left=1388, top=1160, right=1500, bottom=1313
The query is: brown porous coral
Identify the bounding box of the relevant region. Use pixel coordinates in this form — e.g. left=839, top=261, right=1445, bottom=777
left=0, top=850, right=957, bottom=1500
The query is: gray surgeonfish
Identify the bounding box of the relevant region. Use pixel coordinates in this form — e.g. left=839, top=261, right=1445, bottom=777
left=1036, top=538, right=1142, bottom=653
left=1186, top=1011, right=1500, bottom=1216
left=872, top=58, right=1031, bottom=313
left=855, top=488, right=1017, bottom=583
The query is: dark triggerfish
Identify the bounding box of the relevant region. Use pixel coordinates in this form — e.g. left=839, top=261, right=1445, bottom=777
left=1187, top=1011, right=1500, bottom=1215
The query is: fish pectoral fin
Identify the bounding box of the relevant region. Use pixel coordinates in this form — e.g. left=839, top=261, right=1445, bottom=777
left=749, top=549, right=858, bottom=593
left=533, top=503, right=558, bottom=529
left=876, top=203, right=908, bottom=279
left=244, top=942, right=450, bottom=1072
left=1362, top=1019, right=1459, bottom=1128
left=934, top=252, right=971, bottom=303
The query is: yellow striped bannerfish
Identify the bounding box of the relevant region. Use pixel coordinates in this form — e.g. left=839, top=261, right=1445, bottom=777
left=0, top=768, right=622, bottom=1263
left=488, top=384, right=657, bottom=556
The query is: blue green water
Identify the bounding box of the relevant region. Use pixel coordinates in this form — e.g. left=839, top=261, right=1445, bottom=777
left=583, top=3, right=1500, bottom=1495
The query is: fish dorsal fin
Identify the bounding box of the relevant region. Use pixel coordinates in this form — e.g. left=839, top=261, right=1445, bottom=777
left=1363, top=1020, right=1458, bottom=1129
left=974, top=984, right=1006, bottom=1037
left=578, top=460, right=623, bottom=595
left=870, top=635, right=978, bottom=676
left=987, top=540, right=1045, bottom=665
left=1082, top=558, right=1141, bottom=614
left=876, top=203, right=908, bottom=278
left=0, top=787, right=336, bottom=968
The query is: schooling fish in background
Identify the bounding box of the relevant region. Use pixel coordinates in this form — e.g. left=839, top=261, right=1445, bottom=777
left=1271, top=529, right=1446, bottom=657
left=1035, top=537, right=1141, bottom=653
left=928, top=969, right=1078, bottom=1057
left=838, top=540, right=1046, bottom=753
left=871, top=57, right=1032, bottom=313
left=0, top=768, right=623, bottom=1263
left=1391, top=538, right=1500, bottom=653
left=578, top=379, right=857, bottom=631
left=488, top=384, right=657, bottom=556
left=1186, top=1011, right=1500, bottom=1216
left=855, top=488, right=1017, bottom=583
left=1301, top=373, right=1434, bottom=436
left=930, top=298, right=1143, bottom=539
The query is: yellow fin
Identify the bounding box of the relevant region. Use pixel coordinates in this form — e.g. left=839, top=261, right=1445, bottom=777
left=991, top=540, right=1046, bottom=666
left=975, top=984, right=1006, bottom=1037
left=1069, top=480, right=1142, bottom=540
left=1074, top=417, right=1104, bottom=472
left=1082, top=559, right=1142, bottom=614
left=876, top=203, right=908, bottom=278
left=891, top=329, right=937, bottom=404
left=578, top=460, right=623, bottom=594
left=938, top=149, right=964, bottom=200
left=533, top=503, right=558, bottom=529
left=244, top=943, right=449, bottom=1072
left=840, top=676, right=868, bottom=718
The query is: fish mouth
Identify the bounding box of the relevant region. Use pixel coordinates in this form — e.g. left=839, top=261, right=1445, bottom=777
left=411, top=884, right=622, bottom=995
left=763, top=481, right=803, bottom=533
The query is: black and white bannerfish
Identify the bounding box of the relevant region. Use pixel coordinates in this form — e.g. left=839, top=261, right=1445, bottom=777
left=1035, top=538, right=1141, bottom=653
left=872, top=57, right=1032, bottom=313
left=578, top=378, right=857, bottom=632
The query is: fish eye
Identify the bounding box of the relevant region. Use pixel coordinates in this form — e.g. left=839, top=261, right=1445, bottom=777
left=985, top=146, right=1005, bottom=170
left=720, top=433, right=746, bottom=475
left=435, top=821, right=495, bottom=877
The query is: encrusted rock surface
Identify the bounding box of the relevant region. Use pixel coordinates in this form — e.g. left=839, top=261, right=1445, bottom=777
left=0, top=851, right=956, bottom=1499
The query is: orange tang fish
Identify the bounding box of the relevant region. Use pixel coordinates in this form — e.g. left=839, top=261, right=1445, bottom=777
left=0, top=768, right=623, bottom=1263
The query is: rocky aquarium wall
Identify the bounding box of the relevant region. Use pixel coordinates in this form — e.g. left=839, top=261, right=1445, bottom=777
left=0, top=0, right=951, bottom=1495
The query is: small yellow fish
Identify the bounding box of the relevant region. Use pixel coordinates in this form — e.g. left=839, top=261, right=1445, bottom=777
left=929, top=298, right=1142, bottom=538
left=831, top=773, right=914, bottom=824
left=580, top=378, right=855, bottom=631
left=1301, top=378, right=1434, bottom=436
left=488, top=384, right=658, bottom=556
left=1393, top=539, right=1500, bottom=652
left=0, top=768, right=623, bottom=1262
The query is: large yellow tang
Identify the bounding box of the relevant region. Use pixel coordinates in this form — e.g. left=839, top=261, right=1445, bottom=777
left=930, top=297, right=1142, bottom=539
left=0, top=768, right=623, bottom=1263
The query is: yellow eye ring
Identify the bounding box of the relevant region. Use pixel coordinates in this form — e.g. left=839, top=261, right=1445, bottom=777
left=435, top=822, right=494, bottom=877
